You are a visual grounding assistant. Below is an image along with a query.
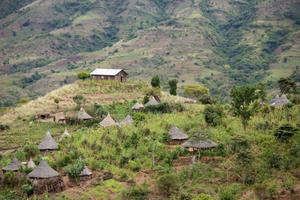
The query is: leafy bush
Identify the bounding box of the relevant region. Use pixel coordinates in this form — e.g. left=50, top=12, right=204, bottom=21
left=122, top=184, right=149, bottom=200
left=151, top=76, right=160, bottom=88
left=204, top=105, right=224, bottom=126
left=198, top=94, right=216, bottom=104
left=77, top=72, right=90, bottom=80
left=64, top=159, right=85, bottom=178
left=145, top=103, right=172, bottom=113
left=184, top=84, right=209, bottom=98
left=128, top=160, right=141, bottom=172
left=274, top=124, right=299, bottom=143
left=21, top=184, right=33, bottom=196
left=157, top=173, right=180, bottom=196
left=23, top=143, right=39, bottom=158
left=193, top=194, right=216, bottom=200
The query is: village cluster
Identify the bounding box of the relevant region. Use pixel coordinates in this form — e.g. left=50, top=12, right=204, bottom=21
left=1, top=69, right=292, bottom=196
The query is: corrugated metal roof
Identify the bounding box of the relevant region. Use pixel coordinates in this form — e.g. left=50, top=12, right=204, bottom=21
left=90, top=68, right=124, bottom=76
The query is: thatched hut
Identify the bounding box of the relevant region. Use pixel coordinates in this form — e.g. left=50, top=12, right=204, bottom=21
left=27, top=160, right=64, bottom=194
left=59, top=129, right=71, bottom=141
left=79, top=166, right=93, bottom=181
left=145, top=96, right=160, bottom=107
left=168, top=126, right=189, bottom=145
left=132, top=102, right=144, bottom=111
left=38, top=131, right=58, bottom=151
left=270, top=94, right=290, bottom=107
left=77, top=107, right=93, bottom=121
left=100, top=114, right=116, bottom=128
left=2, top=158, right=22, bottom=172
left=27, top=158, right=36, bottom=169
left=182, top=139, right=218, bottom=152
left=53, top=112, right=66, bottom=124
left=119, top=115, right=134, bottom=126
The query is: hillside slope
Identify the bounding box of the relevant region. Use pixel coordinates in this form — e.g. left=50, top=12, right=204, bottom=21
left=0, top=0, right=300, bottom=105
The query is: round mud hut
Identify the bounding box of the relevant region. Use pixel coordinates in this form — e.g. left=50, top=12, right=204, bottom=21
left=132, top=102, right=144, bottom=111
left=79, top=166, right=93, bottom=181
left=182, top=139, right=218, bottom=152
left=27, top=160, right=64, bottom=194
left=77, top=107, right=93, bottom=121
left=145, top=96, right=160, bottom=107
left=119, top=115, right=134, bottom=126
left=2, top=158, right=22, bottom=172
left=38, top=131, right=58, bottom=151
left=168, top=126, right=189, bottom=145
left=99, top=114, right=116, bottom=128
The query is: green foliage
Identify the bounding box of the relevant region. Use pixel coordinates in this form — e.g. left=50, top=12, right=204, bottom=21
left=73, top=95, right=86, bottom=109
left=157, top=173, right=180, bottom=196
left=122, top=184, right=149, bottom=200
left=184, top=84, right=209, bottom=98
left=230, top=85, right=260, bottom=129
left=204, top=105, right=223, bottom=126
left=278, top=77, right=297, bottom=94
left=92, top=104, right=107, bottom=117
left=274, top=124, right=299, bottom=143
left=168, top=79, right=178, bottom=96
left=151, top=76, right=160, bottom=88
left=193, top=194, right=216, bottom=200
left=64, top=159, right=85, bottom=178
left=77, top=72, right=90, bottom=80
left=19, top=72, right=44, bottom=88
left=21, top=183, right=33, bottom=196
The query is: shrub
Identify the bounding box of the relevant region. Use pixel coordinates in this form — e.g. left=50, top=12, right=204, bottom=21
left=151, top=76, right=160, bottom=88
left=198, top=94, right=216, bottom=104
left=184, top=84, right=209, bottom=98
left=266, top=153, right=281, bottom=169
left=144, top=103, right=171, bottom=113
left=193, top=194, right=216, bottom=200
left=64, top=159, right=85, bottom=178
left=23, top=143, right=39, bottom=158
left=128, top=160, right=141, bottom=172
left=157, top=173, right=180, bottom=196
left=21, top=183, right=33, bottom=196
left=77, top=72, right=90, bottom=80
left=204, top=105, right=224, bottom=126
left=122, top=184, right=149, bottom=200
left=3, top=172, right=18, bottom=187
left=274, top=124, right=299, bottom=143
left=168, top=79, right=178, bottom=95
left=93, top=103, right=107, bottom=117
left=143, top=96, right=149, bottom=104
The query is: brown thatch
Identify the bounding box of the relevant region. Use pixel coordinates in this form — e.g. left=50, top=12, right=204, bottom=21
left=59, top=129, right=71, bottom=141
left=100, top=114, right=116, bottom=127
left=145, top=96, right=159, bottom=107
left=53, top=112, right=66, bottom=123
left=80, top=166, right=92, bottom=176
left=77, top=107, right=93, bottom=120
left=132, top=103, right=144, bottom=111
left=27, top=160, right=59, bottom=179
left=182, top=139, right=218, bottom=150
left=27, top=158, right=36, bottom=169
left=169, top=126, right=189, bottom=140
left=119, top=115, right=134, bottom=126
left=38, top=131, right=58, bottom=151
left=270, top=94, right=290, bottom=107
left=2, top=158, right=22, bottom=172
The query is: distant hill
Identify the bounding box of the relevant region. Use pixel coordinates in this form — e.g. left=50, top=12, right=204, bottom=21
left=0, top=0, right=300, bottom=106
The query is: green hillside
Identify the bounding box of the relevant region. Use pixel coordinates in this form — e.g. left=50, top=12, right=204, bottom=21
left=0, top=0, right=299, bottom=106
left=0, top=79, right=299, bottom=199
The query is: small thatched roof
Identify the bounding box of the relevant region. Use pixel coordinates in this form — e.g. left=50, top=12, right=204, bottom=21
left=270, top=94, right=290, bottom=107
left=132, top=102, right=144, bottom=110
left=169, top=126, right=189, bottom=140
left=2, top=158, right=22, bottom=171
left=182, top=139, right=218, bottom=149
left=59, top=129, right=71, bottom=141
left=100, top=114, right=116, bottom=127
left=120, top=115, right=134, bottom=126
left=27, top=160, right=59, bottom=179
left=27, top=158, right=36, bottom=169
left=53, top=112, right=65, bottom=121
left=145, top=96, right=159, bottom=107
left=80, top=166, right=92, bottom=176
left=77, top=107, right=93, bottom=120
left=38, top=131, right=58, bottom=150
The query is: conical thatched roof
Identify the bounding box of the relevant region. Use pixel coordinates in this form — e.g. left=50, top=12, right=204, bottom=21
left=27, top=160, right=59, bottom=179
left=53, top=112, right=65, bottom=121
left=77, top=107, right=93, bottom=120
left=169, top=126, right=189, bottom=140
left=80, top=166, right=92, bottom=176
left=270, top=95, right=290, bottom=107
left=100, top=114, right=116, bottom=127
left=132, top=102, right=144, bottom=110
left=145, top=96, right=159, bottom=107
left=38, top=131, right=58, bottom=150
left=2, top=158, right=22, bottom=171
left=27, top=158, right=36, bottom=169
left=59, top=129, right=71, bottom=141
left=120, top=115, right=134, bottom=126
left=182, top=139, right=218, bottom=149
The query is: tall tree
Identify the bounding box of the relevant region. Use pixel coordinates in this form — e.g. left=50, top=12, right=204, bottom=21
left=230, top=85, right=260, bottom=130
left=168, top=79, right=178, bottom=96
left=151, top=76, right=160, bottom=88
